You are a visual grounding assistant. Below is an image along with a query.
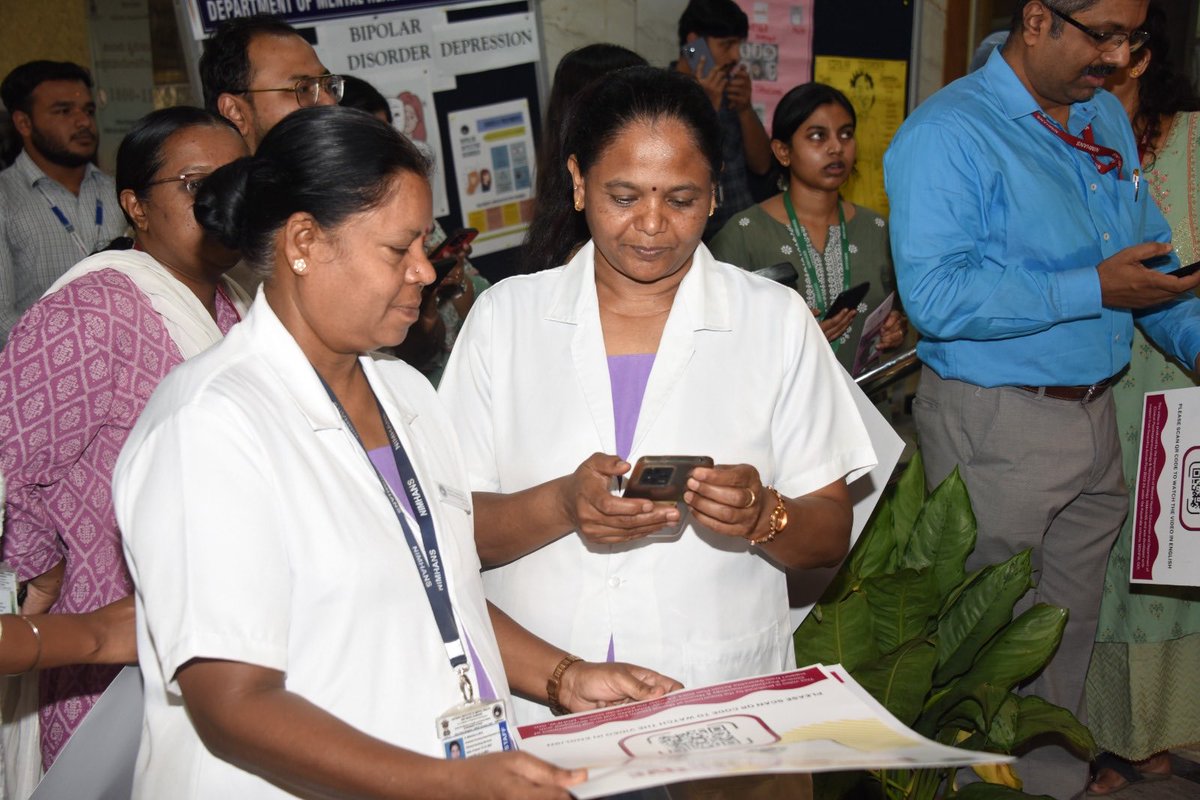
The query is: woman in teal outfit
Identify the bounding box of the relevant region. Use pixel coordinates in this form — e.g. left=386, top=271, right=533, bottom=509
left=710, top=83, right=905, bottom=375
left=1085, top=6, right=1200, bottom=794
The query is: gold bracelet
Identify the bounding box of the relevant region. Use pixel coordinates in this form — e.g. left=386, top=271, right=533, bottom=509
left=547, top=653, right=582, bottom=716
left=748, top=487, right=788, bottom=546
left=7, top=616, right=42, bottom=675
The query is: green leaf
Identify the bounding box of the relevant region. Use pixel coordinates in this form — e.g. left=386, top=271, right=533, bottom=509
left=847, top=496, right=900, bottom=581
left=934, top=551, right=1034, bottom=685
left=856, top=639, right=937, bottom=726
left=902, top=468, right=977, bottom=596
left=890, top=450, right=926, bottom=554
left=955, top=783, right=1054, bottom=800
left=861, top=569, right=942, bottom=654
left=922, top=605, right=1067, bottom=727
left=794, top=590, right=879, bottom=672
left=968, top=605, right=1067, bottom=690
left=983, top=694, right=1020, bottom=751
left=938, top=566, right=987, bottom=618
left=1011, top=696, right=1096, bottom=759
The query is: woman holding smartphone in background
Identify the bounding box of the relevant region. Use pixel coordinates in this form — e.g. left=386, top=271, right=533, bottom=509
left=439, top=68, right=875, bottom=730
left=710, top=83, right=906, bottom=373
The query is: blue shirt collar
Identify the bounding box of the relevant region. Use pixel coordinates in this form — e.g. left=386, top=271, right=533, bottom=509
left=980, top=46, right=1099, bottom=134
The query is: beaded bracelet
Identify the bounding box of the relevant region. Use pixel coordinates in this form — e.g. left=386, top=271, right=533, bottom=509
left=547, top=653, right=582, bottom=716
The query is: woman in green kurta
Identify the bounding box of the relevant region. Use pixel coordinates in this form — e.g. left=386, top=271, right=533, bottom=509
left=1085, top=7, right=1200, bottom=793
left=710, top=83, right=905, bottom=375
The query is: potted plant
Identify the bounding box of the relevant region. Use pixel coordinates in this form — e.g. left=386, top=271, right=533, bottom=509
left=794, top=452, right=1095, bottom=799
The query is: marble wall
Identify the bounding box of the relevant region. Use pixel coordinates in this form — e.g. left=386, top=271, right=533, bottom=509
left=0, top=0, right=91, bottom=89
left=538, top=0, right=689, bottom=77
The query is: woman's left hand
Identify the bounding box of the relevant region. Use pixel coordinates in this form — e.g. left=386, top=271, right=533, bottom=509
left=876, top=310, right=907, bottom=351
left=557, top=660, right=682, bottom=713
left=683, top=464, right=768, bottom=541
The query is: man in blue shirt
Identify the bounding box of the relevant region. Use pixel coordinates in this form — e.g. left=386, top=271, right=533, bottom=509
left=885, top=1, right=1200, bottom=796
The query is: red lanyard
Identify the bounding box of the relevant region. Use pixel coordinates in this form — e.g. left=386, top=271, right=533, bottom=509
left=1032, top=111, right=1123, bottom=179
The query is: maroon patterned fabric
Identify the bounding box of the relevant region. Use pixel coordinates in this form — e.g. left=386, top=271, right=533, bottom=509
left=0, top=269, right=240, bottom=768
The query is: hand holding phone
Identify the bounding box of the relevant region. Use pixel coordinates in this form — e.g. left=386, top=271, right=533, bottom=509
left=623, top=456, right=714, bottom=503
left=823, top=281, right=870, bottom=320
left=681, top=39, right=717, bottom=79
left=429, top=227, right=478, bottom=261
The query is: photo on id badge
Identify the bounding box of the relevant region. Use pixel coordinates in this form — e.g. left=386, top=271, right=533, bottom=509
left=438, top=700, right=513, bottom=759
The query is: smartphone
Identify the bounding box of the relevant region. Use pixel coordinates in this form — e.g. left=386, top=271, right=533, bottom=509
left=681, top=39, right=716, bottom=79
left=1169, top=259, right=1200, bottom=279
left=823, top=281, right=871, bottom=320
left=623, top=455, right=714, bottom=503
left=429, top=227, right=479, bottom=261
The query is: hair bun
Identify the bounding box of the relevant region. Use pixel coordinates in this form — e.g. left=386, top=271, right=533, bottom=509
left=193, top=156, right=257, bottom=249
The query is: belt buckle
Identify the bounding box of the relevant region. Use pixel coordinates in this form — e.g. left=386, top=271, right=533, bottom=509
left=1082, top=381, right=1103, bottom=403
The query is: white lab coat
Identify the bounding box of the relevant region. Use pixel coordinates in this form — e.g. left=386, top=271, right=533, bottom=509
left=439, top=242, right=876, bottom=725
left=115, top=294, right=508, bottom=799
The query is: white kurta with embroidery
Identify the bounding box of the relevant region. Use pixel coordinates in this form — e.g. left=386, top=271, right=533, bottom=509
left=115, top=294, right=508, bottom=798
left=439, top=242, right=876, bottom=725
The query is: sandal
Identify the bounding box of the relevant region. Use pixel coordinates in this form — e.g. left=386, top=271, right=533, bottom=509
left=1086, top=753, right=1172, bottom=796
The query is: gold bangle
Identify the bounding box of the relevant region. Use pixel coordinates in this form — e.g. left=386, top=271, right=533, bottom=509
left=7, top=616, right=42, bottom=675
left=547, top=653, right=582, bottom=716
left=748, top=487, right=788, bottom=546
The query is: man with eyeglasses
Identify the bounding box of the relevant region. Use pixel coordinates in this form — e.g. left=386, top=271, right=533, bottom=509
left=885, top=2, right=1200, bottom=796
left=200, top=15, right=343, bottom=154
left=0, top=61, right=127, bottom=345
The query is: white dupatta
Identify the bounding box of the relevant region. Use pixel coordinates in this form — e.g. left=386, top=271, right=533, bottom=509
left=42, top=250, right=251, bottom=359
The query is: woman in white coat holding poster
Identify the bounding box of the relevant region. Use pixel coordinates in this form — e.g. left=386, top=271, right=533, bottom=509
left=439, top=67, right=877, bottom=726
left=113, top=107, right=679, bottom=800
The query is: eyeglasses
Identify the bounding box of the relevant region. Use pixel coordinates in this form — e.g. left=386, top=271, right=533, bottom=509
left=1045, top=3, right=1149, bottom=53
left=235, top=74, right=345, bottom=108
left=146, top=173, right=208, bottom=197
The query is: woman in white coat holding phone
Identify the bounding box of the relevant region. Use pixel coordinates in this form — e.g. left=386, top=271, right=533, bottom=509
left=439, top=67, right=876, bottom=726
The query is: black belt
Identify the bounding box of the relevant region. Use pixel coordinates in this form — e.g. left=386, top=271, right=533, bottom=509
left=1015, top=376, right=1115, bottom=403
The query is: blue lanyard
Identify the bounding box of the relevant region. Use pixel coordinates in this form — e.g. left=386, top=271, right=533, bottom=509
left=318, top=371, right=474, bottom=703
left=36, top=185, right=103, bottom=257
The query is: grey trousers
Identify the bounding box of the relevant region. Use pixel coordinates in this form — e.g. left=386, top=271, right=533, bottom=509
left=914, top=368, right=1127, bottom=799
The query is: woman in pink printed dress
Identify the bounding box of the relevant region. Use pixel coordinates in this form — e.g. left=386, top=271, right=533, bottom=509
left=0, top=106, right=250, bottom=769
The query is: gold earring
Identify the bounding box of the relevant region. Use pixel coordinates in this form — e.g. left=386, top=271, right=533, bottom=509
left=574, top=200, right=583, bottom=212
left=292, top=258, right=308, bottom=274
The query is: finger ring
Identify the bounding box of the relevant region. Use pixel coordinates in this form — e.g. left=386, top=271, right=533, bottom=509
left=743, top=488, right=758, bottom=509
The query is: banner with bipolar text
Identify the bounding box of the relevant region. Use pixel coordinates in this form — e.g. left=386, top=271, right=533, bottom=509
left=179, top=0, right=541, bottom=221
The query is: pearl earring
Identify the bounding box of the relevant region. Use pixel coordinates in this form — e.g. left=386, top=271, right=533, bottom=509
left=292, top=258, right=308, bottom=274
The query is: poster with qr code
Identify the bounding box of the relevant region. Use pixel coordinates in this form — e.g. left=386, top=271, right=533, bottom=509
left=518, top=665, right=1010, bottom=798
left=1131, top=387, right=1200, bottom=585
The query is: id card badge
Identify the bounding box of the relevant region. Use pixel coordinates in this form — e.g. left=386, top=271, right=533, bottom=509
left=437, top=698, right=514, bottom=759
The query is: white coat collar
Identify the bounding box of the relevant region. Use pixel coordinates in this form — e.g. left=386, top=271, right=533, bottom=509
left=544, top=240, right=733, bottom=332
left=242, top=288, right=420, bottom=433
left=543, top=240, right=732, bottom=455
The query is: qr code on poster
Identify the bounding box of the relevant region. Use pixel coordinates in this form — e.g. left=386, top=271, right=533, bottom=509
left=1188, top=461, right=1200, bottom=515
left=619, top=714, right=779, bottom=757
left=649, top=723, right=743, bottom=753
